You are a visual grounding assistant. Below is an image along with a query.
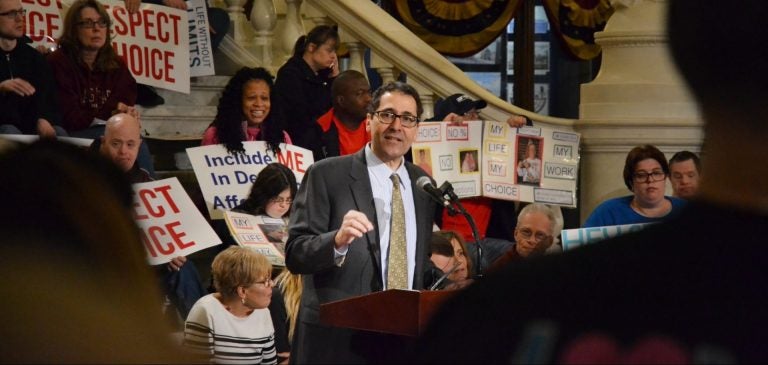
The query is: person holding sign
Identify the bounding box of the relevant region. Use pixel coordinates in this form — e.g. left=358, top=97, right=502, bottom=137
left=93, top=112, right=205, bottom=322
left=48, top=0, right=155, bottom=176
left=275, top=25, right=339, bottom=153
left=285, top=81, right=436, bottom=363
left=202, top=67, right=291, bottom=155
left=184, top=246, right=277, bottom=364
left=231, top=162, right=298, bottom=364
left=217, top=162, right=296, bottom=250
left=584, top=145, right=685, bottom=227
left=0, top=0, right=63, bottom=138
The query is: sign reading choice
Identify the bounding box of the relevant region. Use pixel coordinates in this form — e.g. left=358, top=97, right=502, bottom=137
left=102, top=0, right=190, bottom=93
left=133, top=178, right=221, bottom=265
left=186, top=142, right=314, bottom=219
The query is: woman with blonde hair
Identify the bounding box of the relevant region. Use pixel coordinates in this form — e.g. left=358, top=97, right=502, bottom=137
left=184, top=246, right=277, bottom=364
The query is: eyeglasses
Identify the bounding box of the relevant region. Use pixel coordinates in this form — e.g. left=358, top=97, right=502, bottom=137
left=633, top=170, right=666, bottom=183
left=372, top=110, right=419, bottom=128
left=252, top=279, right=275, bottom=288
left=77, top=19, right=109, bottom=29
left=0, top=8, right=26, bottom=19
left=517, top=228, right=551, bottom=242
left=269, top=197, right=293, bottom=205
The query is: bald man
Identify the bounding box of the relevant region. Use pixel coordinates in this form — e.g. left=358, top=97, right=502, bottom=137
left=93, top=113, right=205, bottom=322
left=98, top=113, right=150, bottom=182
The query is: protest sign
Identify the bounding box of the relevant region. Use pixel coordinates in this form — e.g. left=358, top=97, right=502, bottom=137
left=411, top=120, right=581, bottom=207
left=560, top=223, right=650, bottom=251
left=132, top=178, right=221, bottom=265
left=102, top=0, right=190, bottom=93
left=22, top=0, right=63, bottom=51
left=186, top=0, right=215, bottom=77
left=482, top=121, right=580, bottom=206
left=223, top=211, right=287, bottom=266
left=411, top=121, right=483, bottom=198
left=186, top=142, right=313, bottom=219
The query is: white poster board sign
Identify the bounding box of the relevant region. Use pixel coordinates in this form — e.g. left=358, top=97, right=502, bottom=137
left=481, top=121, right=580, bottom=207
left=23, top=0, right=63, bottom=51
left=186, top=0, right=215, bottom=77
left=410, top=120, right=581, bottom=207
left=26, top=0, right=208, bottom=86
left=411, top=121, right=483, bottom=198
left=186, top=142, right=313, bottom=219
left=223, top=211, right=287, bottom=266
left=132, top=177, right=221, bottom=265
left=102, top=0, right=190, bottom=93
left=561, top=223, right=650, bottom=252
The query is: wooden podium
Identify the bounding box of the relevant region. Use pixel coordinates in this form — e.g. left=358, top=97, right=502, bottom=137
left=319, top=289, right=457, bottom=337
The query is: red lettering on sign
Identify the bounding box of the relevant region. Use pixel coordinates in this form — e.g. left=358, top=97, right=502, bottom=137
left=142, top=9, right=156, bottom=41
left=140, top=221, right=196, bottom=258
left=277, top=150, right=307, bottom=173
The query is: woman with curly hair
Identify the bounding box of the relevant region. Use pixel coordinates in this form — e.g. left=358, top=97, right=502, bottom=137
left=202, top=67, right=291, bottom=155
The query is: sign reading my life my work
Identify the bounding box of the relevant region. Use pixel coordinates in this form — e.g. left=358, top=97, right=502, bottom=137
left=133, top=177, right=221, bottom=265
left=186, top=142, right=314, bottom=219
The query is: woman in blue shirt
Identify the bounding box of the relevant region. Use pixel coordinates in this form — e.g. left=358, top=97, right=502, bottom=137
left=584, top=145, right=685, bottom=227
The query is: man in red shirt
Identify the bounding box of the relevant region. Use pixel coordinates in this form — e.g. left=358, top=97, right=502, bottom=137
left=316, top=70, right=372, bottom=159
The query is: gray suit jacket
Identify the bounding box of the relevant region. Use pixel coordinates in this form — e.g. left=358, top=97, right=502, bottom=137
left=285, top=148, right=435, bottom=362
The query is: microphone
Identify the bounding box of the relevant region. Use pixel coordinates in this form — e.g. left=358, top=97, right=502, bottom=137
left=438, top=180, right=460, bottom=203
left=429, top=260, right=461, bottom=290
left=416, top=176, right=451, bottom=207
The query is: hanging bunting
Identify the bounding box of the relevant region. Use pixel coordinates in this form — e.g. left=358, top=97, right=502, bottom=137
left=391, top=0, right=523, bottom=57
left=542, top=0, right=613, bottom=60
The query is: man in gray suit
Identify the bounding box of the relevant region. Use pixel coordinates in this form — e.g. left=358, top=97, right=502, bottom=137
left=286, top=81, right=436, bottom=363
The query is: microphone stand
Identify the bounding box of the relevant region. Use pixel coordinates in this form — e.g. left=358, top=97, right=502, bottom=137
left=442, top=183, right=484, bottom=279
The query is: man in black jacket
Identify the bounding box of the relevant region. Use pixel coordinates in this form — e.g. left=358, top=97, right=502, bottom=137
left=0, top=0, right=62, bottom=137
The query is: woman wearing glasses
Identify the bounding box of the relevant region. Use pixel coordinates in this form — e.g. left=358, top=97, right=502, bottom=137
left=215, top=163, right=296, bottom=251
left=202, top=67, right=291, bottom=156
left=184, top=246, right=278, bottom=364
left=583, top=144, right=685, bottom=227
left=234, top=162, right=298, bottom=364
left=48, top=0, right=155, bottom=174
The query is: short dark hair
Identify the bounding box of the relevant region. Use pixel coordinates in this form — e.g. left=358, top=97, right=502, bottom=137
left=369, top=81, right=423, bottom=118
left=669, top=150, right=701, bottom=173
left=331, top=70, right=368, bottom=101
left=622, top=145, right=669, bottom=191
